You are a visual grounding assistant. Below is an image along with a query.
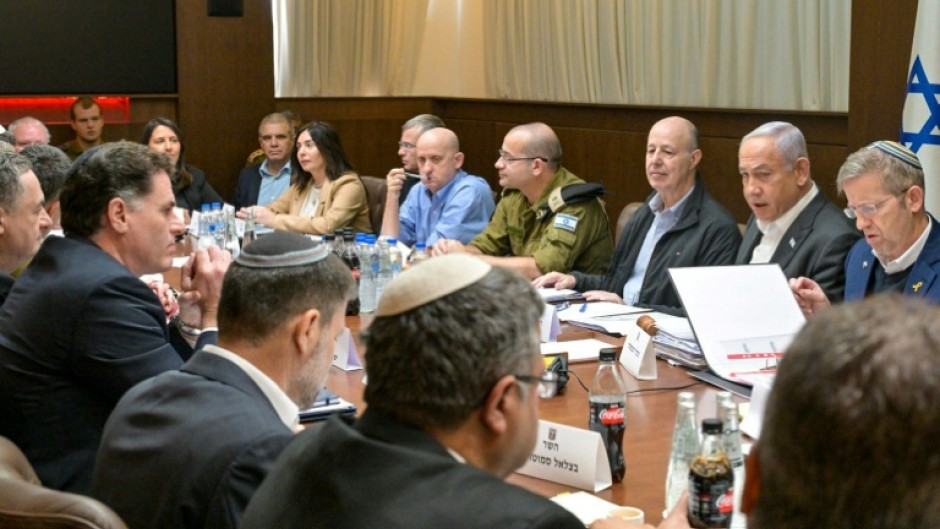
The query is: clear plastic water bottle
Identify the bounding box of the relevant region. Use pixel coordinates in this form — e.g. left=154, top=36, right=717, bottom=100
left=358, top=239, right=377, bottom=313
left=588, top=347, right=628, bottom=482
left=387, top=238, right=403, bottom=278
left=410, top=242, right=429, bottom=266
left=223, top=209, right=240, bottom=259
left=718, top=400, right=746, bottom=529
left=374, top=238, right=391, bottom=303
left=211, top=202, right=224, bottom=247
left=197, top=204, right=214, bottom=249
left=242, top=207, right=257, bottom=249
left=665, top=392, right=699, bottom=512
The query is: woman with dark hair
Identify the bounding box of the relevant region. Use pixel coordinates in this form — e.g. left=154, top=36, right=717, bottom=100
left=239, top=121, right=371, bottom=234
left=141, top=118, right=222, bottom=211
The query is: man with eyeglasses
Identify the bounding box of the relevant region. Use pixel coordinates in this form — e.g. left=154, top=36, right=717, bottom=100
left=433, top=122, right=613, bottom=279
left=533, top=117, right=740, bottom=314
left=240, top=254, right=603, bottom=529
left=386, top=114, right=446, bottom=206
left=233, top=113, right=294, bottom=211
left=791, top=141, right=940, bottom=313
left=736, top=122, right=859, bottom=301
left=381, top=127, right=494, bottom=246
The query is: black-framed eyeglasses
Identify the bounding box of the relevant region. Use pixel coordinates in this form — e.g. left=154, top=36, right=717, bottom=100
left=515, top=371, right=560, bottom=399
left=844, top=195, right=897, bottom=219
left=398, top=141, right=417, bottom=151
left=497, top=149, right=547, bottom=164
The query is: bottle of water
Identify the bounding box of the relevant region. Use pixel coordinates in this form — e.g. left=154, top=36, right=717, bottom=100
left=211, top=202, right=224, bottom=247
left=197, top=204, right=214, bottom=249
left=223, top=209, right=240, bottom=259
left=242, top=207, right=257, bottom=249
left=358, top=239, right=377, bottom=313
left=387, top=238, right=403, bottom=278
left=718, top=400, right=746, bottom=529
left=410, top=242, right=429, bottom=266
left=341, top=230, right=360, bottom=316
left=588, top=348, right=628, bottom=482
left=374, top=238, right=391, bottom=303
left=665, top=392, right=699, bottom=513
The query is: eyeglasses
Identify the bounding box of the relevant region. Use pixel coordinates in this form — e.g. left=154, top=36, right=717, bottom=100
left=398, top=141, right=416, bottom=151
left=844, top=196, right=897, bottom=219
left=497, top=149, right=547, bottom=164
left=515, top=371, right=560, bottom=399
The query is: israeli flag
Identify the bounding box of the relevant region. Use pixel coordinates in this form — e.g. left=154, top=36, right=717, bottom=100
left=901, top=0, right=940, bottom=215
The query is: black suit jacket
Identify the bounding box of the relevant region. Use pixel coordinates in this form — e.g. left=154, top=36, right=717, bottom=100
left=176, top=164, right=224, bottom=211
left=233, top=164, right=262, bottom=210
left=240, top=409, right=584, bottom=529
left=92, top=350, right=293, bottom=529
left=0, top=235, right=216, bottom=493
left=735, top=191, right=860, bottom=302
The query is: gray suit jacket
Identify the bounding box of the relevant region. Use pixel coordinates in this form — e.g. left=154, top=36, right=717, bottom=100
left=91, top=350, right=293, bottom=529
left=735, top=191, right=859, bottom=302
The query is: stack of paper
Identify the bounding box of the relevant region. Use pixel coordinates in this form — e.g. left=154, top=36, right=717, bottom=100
left=650, top=314, right=705, bottom=369
left=557, top=302, right=652, bottom=334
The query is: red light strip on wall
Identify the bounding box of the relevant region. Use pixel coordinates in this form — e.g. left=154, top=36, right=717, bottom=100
left=0, top=97, right=130, bottom=126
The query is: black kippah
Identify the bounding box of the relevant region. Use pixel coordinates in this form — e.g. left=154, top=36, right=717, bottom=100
left=236, top=231, right=329, bottom=268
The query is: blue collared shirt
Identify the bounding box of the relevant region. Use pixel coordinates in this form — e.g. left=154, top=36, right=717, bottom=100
left=258, top=160, right=292, bottom=206
left=622, top=186, right=695, bottom=305
left=398, top=169, right=495, bottom=246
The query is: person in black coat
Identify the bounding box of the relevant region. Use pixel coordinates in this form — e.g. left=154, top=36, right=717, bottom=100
left=142, top=117, right=222, bottom=211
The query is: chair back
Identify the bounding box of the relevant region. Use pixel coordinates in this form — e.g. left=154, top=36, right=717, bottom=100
left=615, top=202, right=644, bottom=243
left=360, top=176, right=387, bottom=235
left=0, top=437, right=128, bottom=529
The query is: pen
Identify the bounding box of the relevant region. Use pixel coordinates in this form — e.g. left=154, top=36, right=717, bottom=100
left=579, top=303, right=588, bottom=313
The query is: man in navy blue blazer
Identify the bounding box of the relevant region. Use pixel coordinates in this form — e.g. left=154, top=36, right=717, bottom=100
left=0, top=142, right=230, bottom=493
left=233, top=113, right=294, bottom=210
left=791, top=141, right=940, bottom=313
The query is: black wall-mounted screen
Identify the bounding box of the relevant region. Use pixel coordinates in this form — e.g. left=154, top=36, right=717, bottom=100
left=0, top=1, right=176, bottom=95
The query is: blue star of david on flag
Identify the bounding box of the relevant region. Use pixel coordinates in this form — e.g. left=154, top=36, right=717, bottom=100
left=900, top=56, right=940, bottom=152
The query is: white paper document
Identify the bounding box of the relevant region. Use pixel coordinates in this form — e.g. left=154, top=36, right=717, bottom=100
left=540, top=339, right=614, bottom=362
left=669, top=264, right=805, bottom=386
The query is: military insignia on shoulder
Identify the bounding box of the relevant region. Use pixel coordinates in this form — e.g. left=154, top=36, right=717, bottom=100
left=554, top=213, right=579, bottom=232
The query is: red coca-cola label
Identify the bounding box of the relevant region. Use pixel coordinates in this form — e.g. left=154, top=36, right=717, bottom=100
left=599, top=406, right=624, bottom=425
left=717, top=489, right=735, bottom=513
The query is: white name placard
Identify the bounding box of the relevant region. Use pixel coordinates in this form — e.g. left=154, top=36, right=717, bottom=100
left=516, top=420, right=612, bottom=492
left=331, top=328, right=362, bottom=371
left=541, top=304, right=561, bottom=342
left=620, top=322, right=657, bottom=380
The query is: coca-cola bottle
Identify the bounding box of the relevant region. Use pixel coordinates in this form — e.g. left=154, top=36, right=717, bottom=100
left=588, top=347, right=627, bottom=482
left=689, top=418, right=733, bottom=528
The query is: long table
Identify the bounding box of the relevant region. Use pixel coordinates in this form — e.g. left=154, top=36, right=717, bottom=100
left=329, top=316, right=732, bottom=524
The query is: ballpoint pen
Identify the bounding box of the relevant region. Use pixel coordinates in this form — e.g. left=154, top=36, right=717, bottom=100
left=579, top=303, right=588, bottom=312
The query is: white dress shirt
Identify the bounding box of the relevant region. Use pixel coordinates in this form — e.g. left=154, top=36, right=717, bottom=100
left=750, top=184, right=819, bottom=264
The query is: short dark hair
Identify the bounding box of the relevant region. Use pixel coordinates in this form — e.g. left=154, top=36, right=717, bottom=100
left=20, top=144, right=70, bottom=202
left=140, top=117, right=192, bottom=190
left=70, top=97, right=100, bottom=121
left=60, top=142, right=172, bottom=238
left=362, top=267, right=544, bottom=429
left=510, top=122, right=563, bottom=171
left=0, top=152, right=31, bottom=212
left=217, top=250, right=354, bottom=343
left=752, top=294, right=940, bottom=529
left=291, top=121, right=356, bottom=189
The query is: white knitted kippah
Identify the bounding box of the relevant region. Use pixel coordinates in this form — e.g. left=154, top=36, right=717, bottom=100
left=374, top=254, right=492, bottom=316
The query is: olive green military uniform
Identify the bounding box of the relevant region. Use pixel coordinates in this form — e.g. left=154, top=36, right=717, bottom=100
left=58, top=140, right=86, bottom=161
left=470, top=168, right=613, bottom=275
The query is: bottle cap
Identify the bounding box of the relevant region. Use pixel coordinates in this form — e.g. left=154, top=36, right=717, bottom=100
left=701, top=418, right=723, bottom=434
left=599, top=348, right=618, bottom=362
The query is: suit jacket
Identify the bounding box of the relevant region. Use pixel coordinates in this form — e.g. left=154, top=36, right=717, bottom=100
left=0, top=273, right=13, bottom=307
left=844, top=214, right=940, bottom=302
left=240, top=409, right=584, bottom=529
left=233, top=164, right=262, bottom=210
left=175, top=164, right=224, bottom=211
left=0, top=235, right=216, bottom=493
left=92, top=350, right=293, bottom=529
left=736, top=192, right=860, bottom=302
left=267, top=172, right=372, bottom=235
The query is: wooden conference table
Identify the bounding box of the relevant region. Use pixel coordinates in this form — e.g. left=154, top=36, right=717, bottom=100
left=328, top=315, right=732, bottom=525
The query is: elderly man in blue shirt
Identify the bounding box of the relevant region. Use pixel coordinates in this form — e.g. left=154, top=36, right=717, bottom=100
left=381, top=127, right=494, bottom=247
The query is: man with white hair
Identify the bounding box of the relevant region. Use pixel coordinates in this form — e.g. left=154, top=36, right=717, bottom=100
left=8, top=116, right=51, bottom=152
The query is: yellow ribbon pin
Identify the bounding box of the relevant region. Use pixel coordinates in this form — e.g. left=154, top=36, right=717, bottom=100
left=913, top=281, right=924, bottom=293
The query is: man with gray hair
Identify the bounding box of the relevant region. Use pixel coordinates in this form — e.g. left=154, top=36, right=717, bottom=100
left=241, top=254, right=600, bottom=528
left=8, top=116, right=51, bottom=152
left=386, top=114, right=446, bottom=205
left=20, top=144, right=71, bottom=233
left=233, top=112, right=295, bottom=210
left=736, top=121, right=858, bottom=301
left=92, top=232, right=354, bottom=529
left=791, top=141, right=940, bottom=312
left=0, top=152, right=51, bottom=304
left=0, top=142, right=229, bottom=493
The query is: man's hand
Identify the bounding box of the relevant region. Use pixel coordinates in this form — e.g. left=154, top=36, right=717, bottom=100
left=147, top=281, right=179, bottom=321
left=583, top=290, right=624, bottom=303
left=385, top=168, right=408, bottom=201
left=532, top=272, right=576, bottom=289
left=179, top=246, right=232, bottom=328
left=788, top=276, right=830, bottom=316
left=431, top=239, right=468, bottom=256
left=236, top=206, right=275, bottom=228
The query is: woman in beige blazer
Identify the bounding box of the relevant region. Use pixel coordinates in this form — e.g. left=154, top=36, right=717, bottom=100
left=240, top=121, right=372, bottom=235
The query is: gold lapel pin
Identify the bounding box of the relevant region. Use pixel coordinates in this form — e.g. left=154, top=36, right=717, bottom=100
left=913, top=281, right=924, bottom=293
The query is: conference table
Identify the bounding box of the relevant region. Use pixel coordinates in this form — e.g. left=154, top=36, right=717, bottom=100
left=327, top=315, right=735, bottom=525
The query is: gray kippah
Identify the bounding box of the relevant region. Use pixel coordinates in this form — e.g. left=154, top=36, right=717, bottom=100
left=375, top=254, right=491, bottom=316
left=868, top=141, right=923, bottom=170
left=236, top=231, right=329, bottom=268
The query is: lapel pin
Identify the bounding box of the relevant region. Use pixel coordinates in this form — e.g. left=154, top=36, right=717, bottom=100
left=862, top=260, right=869, bottom=269
left=789, top=238, right=796, bottom=248
left=913, top=281, right=924, bottom=293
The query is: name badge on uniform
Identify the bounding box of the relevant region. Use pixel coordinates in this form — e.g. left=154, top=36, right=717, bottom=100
left=554, top=213, right=578, bottom=233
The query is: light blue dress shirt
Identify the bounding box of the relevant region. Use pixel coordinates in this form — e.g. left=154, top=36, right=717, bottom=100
left=398, top=169, right=495, bottom=247
left=258, top=160, right=292, bottom=206
left=621, top=186, right=695, bottom=305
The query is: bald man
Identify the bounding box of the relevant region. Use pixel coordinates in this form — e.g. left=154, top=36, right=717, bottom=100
left=8, top=117, right=51, bottom=153
left=382, top=127, right=494, bottom=247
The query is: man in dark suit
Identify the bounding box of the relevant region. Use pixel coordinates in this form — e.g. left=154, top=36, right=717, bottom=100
left=241, top=255, right=606, bottom=529
left=736, top=122, right=859, bottom=301
left=233, top=113, right=294, bottom=210
left=0, top=152, right=51, bottom=304
left=92, top=232, right=354, bottom=529
left=0, top=142, right=229, bottom=493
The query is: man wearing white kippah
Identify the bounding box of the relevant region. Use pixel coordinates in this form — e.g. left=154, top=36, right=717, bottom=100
left=92, top=232, right=355, bottom=529
left=791, top=140, right=940, bottom=313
